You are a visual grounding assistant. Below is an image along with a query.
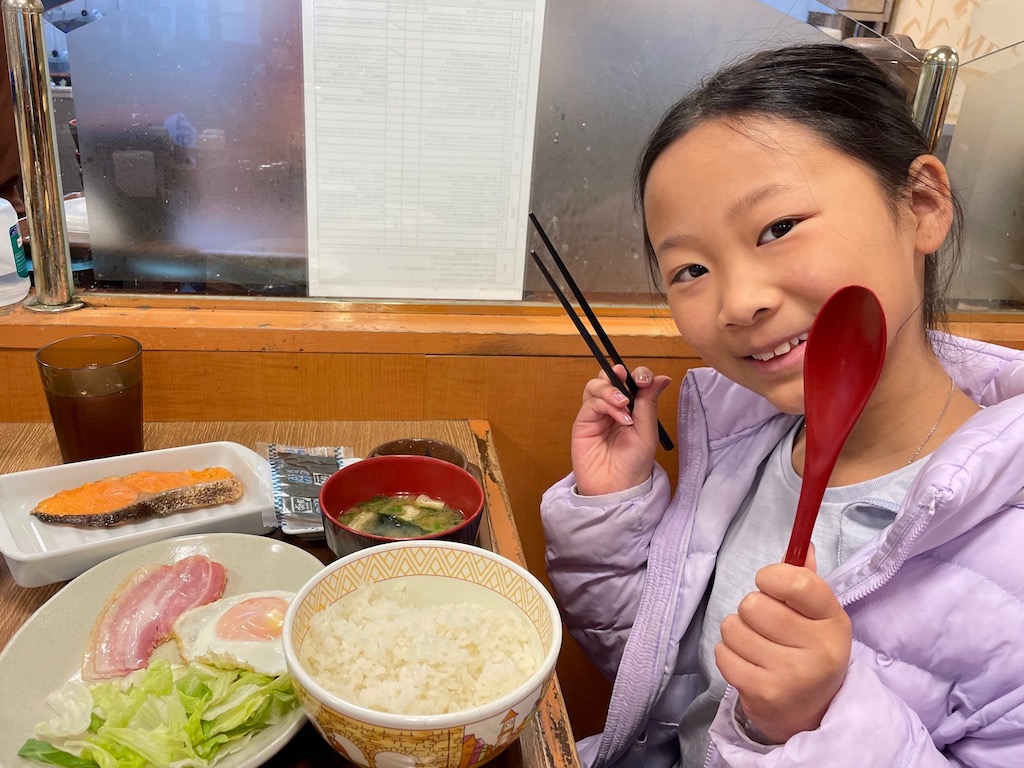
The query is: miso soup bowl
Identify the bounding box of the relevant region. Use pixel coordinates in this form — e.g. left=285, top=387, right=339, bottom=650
left=283, top=540, right=562, bottom=768
left=319, top=454, right=485, bottom=559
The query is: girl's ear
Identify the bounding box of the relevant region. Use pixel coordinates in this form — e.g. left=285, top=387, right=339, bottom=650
left=908, top=155, right=954, bottom=254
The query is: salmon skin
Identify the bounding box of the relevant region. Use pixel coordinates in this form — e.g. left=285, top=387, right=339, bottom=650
left=32, top=467, right=245, bottom=527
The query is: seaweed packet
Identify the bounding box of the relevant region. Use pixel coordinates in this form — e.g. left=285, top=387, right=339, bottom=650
left=260, top=443, right=359, bottom=537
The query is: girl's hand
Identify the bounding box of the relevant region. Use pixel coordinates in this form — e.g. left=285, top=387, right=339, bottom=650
left=715, top=546, right=852, bottom=744
left=571, top=364, right=672, bottom=496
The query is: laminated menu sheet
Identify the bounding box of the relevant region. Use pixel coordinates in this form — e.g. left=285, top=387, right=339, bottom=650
left=301, top=0, right=546, bottom=300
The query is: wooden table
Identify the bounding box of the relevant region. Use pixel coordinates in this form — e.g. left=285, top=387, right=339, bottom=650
left=0, top=420, right=579, bottom=768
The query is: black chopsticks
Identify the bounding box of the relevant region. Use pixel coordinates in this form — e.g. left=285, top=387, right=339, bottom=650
left=529, top=212, right=674, bottom=451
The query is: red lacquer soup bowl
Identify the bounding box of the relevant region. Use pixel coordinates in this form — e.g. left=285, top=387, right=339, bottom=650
left=319, top=455, right=485, bottom=559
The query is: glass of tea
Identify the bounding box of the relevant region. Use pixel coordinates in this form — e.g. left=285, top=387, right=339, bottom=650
left=35, top=334, right=144, bottom=463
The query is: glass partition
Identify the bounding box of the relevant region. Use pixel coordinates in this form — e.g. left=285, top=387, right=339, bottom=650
left=42, top=0, right=934, bottom=304
left=62, top=0, right=304, bottom=295
left=944, top=40, right=1024, bottom=311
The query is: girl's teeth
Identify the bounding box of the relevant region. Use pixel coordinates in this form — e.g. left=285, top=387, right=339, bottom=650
left=752, top=333, right=809, bottom=362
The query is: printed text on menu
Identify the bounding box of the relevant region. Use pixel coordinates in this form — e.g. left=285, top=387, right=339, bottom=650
left=302, top=0, right=546, bottom=300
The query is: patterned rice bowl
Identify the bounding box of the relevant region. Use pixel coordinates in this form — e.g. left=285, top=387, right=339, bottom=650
left=283, top=540, right=562, bottom=768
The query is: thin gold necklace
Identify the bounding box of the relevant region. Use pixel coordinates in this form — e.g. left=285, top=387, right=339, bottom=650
left=906, top=375, right=956, bottom=465
left=796, top=375, right=956, bottom=466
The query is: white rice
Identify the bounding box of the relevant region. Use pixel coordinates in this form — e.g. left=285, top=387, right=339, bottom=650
left=301, top=581, right=539, bottom=715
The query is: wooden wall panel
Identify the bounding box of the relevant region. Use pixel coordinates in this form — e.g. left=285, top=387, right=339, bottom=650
left=0, top=351, right=39, bottom=422
left=2, top=350, right=428, bottom=422
left=144, top=351, right=429, bottom=422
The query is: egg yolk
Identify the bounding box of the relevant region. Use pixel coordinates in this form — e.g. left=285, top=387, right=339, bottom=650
left=214, top=596, right=288, bottom=641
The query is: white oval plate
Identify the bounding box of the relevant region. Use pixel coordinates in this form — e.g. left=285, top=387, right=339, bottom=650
left=0, top=532, right=324, bottom=768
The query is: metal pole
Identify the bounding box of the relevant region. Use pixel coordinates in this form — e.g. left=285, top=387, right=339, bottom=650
left=912, top=45, right=959, bottom=154
left=2, top=0, right=82, bottom=311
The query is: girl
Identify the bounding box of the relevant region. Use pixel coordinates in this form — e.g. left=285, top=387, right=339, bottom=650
left=541, top=44, right=1024, bottom=767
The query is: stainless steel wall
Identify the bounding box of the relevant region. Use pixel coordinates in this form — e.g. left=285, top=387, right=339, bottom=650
left=65, top=0, right=831, bottom=298
left=526, top=0, right=826, bottom=300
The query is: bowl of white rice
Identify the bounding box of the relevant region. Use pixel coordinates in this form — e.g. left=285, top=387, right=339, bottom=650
left=283, top=540, right=562, bottom=768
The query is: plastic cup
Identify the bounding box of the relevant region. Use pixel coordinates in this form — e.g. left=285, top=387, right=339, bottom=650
left=36, top=334, right=144, bottom=463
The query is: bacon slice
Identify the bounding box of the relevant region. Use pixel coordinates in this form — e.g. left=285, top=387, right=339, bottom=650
left=82, top=555, right=227, bottom=679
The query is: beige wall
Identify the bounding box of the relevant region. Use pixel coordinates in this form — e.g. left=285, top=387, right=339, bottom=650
left=891, top=0, right=1024, bottom=119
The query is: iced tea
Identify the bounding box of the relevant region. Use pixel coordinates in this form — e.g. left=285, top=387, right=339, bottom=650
left=36, top=335, right=144, bottom=463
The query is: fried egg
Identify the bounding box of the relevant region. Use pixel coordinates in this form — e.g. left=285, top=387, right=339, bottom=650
left=172, top=590, right=293, bottom=676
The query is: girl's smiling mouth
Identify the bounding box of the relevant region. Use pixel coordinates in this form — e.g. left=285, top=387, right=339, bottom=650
left=749, top=332, right=809, bottom=362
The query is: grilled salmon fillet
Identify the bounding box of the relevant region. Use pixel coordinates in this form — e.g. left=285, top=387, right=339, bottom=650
left=32, top=467, right=244, bottom=527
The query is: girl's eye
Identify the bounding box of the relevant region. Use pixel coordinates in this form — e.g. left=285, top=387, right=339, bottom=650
left=671, top=264, right=709, bottom=284
left=758, top=218, right=798, bottom=245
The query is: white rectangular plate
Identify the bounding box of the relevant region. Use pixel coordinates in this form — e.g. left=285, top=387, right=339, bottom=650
left=0, top=442, right=275, bottom=587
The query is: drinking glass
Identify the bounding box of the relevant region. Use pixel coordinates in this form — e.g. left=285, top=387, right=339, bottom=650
left=36, top=334, right=144, bottom=463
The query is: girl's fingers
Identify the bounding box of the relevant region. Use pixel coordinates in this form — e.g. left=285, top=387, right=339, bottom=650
left=597, top=364, right=661, bottom=389
left=735, top=591, right=809, bottom=648
left=581, top=365, right=669, bottom=429
left=634, top=374, right=672, bottom=405
left=582, top=376, right=631, bottom=406
left=719, top=613, right=775, bottom=669
left=804, top=542, right=818, bottom=573
left=596, top=363, right=629, bottom=385
left=714, top=638, right=767, bottom=692
left=590, top=400, right=633, bottom=426
left=754, top=563, right=840, bottom=621
left=631, top=366, right=653, bottom=386
left=577, top=386, right=634, bottom=427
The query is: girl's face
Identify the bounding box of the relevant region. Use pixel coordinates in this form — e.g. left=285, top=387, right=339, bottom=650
left=645, top=117, right=929, bottom=414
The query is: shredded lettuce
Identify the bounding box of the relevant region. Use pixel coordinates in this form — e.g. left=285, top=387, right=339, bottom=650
left=18, top=741, right=97, bottom=768
left=35, top=682, right=94, bottom=740
left=18, top=660, right=297, bottom=768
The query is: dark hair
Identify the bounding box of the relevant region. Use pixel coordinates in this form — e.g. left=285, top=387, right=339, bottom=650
left=635, top=43, right=962, bottom=331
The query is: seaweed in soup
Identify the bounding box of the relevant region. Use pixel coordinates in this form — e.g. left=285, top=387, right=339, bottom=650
left=339, top=494, right=464, bottom=538
left=363, top=512, right=430, bottom=537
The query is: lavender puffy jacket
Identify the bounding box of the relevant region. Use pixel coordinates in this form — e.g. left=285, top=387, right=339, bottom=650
left=541, top=336, right=1024, bottom=768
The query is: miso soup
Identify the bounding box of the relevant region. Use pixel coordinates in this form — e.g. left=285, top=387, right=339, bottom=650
left=338, top=493, right=465, bottom=538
